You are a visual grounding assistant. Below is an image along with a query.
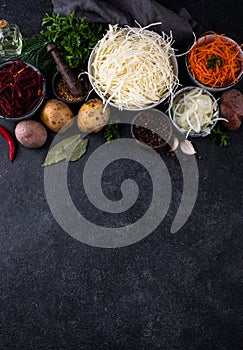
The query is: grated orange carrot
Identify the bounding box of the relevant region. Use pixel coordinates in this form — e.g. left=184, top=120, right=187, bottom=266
left=188, top=33, right=243, bottom=88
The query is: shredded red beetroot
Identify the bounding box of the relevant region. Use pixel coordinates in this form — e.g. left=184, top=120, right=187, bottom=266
left=0, top=59, right=44, bottom=118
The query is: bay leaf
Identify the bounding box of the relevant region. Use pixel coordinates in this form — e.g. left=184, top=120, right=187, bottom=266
left=69, top=138, right=89, bottom=162
left=42, top=134, right=80, bottom=167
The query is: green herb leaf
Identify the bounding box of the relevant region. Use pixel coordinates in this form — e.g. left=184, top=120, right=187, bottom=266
left=207, top=54, right=223, bottom=69
left=41, top=12, right=107, bottom=68
left=69, top=138, right=88, bottom=161
left=103, top=118, right=121, bottom=144
left=41, top=134, right=81, bottom=166
left=0, top=33, right=55, bottom=74
left=210, top=125, right=229, bottom=147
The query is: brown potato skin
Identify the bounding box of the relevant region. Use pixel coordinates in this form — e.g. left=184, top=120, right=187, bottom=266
left=40, top=99, right=74, bottom=133
left=15, top=120, right=47, bottom=148
left=77, top=98, right=110, bottom=133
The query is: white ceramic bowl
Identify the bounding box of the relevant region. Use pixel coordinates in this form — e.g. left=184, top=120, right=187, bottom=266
left=88, top=27, right=178, bottom=111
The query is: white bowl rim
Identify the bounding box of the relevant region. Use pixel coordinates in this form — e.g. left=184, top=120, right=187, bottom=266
left=88, top=27, right=179, bottom=111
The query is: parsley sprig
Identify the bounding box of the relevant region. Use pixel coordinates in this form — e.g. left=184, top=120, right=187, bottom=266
left=103, top=118, right=121, bottom=144
left=210, top=125, right=229, bottom=147
left=41, top=11, right=107, bottom=68
left=207, top=54, right=223, bottom=69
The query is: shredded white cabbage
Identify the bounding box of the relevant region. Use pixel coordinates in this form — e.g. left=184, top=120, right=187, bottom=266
left=89, top=24, right=179, bottom=110
left=171, top=88, right=221, bottom=135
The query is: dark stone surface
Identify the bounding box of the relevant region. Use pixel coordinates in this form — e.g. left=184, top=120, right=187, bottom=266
left=0, top=1, right=242, bottom=349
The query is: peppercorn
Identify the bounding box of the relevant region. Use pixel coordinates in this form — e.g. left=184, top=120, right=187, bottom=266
left=132, top=110, right=172, bottom=148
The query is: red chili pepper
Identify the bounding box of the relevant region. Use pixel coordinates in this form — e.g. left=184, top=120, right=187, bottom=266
left=0, top=125, right=16, bottom=162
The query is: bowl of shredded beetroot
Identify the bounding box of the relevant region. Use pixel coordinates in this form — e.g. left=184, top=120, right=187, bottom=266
left=0, top=59, right=46, bottom=120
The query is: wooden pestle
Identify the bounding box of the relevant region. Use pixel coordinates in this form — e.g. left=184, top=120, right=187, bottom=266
left=46, top=42, right=84, bottom=97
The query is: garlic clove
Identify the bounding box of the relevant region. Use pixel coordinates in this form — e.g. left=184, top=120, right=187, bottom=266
left=180, top=140, right=196, bottom=155
left=170, top=136, right=179, bottom=151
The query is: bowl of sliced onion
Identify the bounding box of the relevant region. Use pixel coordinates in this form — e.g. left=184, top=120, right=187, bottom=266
left=88, top=24, right=179, bottom=111
left=169, top=86, right=221, bottom=137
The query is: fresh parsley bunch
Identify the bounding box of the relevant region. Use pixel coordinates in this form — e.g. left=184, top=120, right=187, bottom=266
left=41, top=11, right=107, bottom=69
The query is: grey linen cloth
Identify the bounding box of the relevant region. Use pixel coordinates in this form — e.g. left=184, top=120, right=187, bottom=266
left=52, top=0, right=199, bottom=50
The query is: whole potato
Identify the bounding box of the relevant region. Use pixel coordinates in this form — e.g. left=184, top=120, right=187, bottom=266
left=40, top=99, right=74, bottom=133
left=77, top=98, right=110, bottom=133
left=15, top=120, right=47, bottom=148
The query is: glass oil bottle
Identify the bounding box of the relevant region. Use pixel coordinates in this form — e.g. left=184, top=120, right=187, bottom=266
left=0, top=19, right=22, bottom=56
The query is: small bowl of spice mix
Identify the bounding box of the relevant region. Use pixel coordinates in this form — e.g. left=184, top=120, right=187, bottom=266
left=131, top=108, right=173, bottom=150
left=52, top=70, right=90, bottom=105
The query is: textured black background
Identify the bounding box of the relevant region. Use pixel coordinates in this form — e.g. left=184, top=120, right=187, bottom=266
left=0, top=1, right=242, bottom=349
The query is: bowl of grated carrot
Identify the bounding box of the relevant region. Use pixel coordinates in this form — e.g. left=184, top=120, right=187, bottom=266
left=186, top=33, right=243, bottom=92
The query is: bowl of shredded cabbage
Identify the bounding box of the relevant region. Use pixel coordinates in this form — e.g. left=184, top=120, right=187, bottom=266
left=88, top=24, right=179, bottom=111
left=169, top=86, right=221, bottom=137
